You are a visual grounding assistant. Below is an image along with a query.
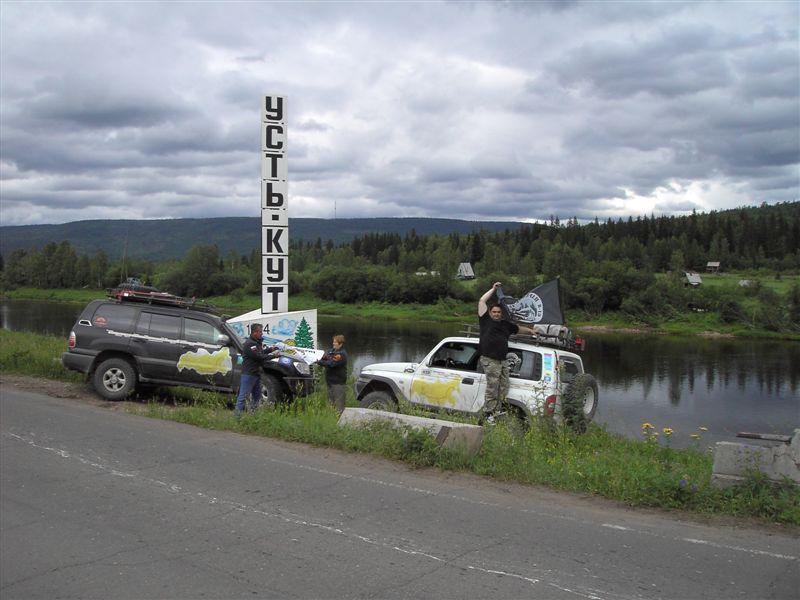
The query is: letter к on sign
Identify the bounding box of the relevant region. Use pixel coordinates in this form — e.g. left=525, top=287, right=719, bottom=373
left=261, top=94, right=288, bottom=313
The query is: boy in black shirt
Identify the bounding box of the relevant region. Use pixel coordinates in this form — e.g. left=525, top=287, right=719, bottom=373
left=318, top=334, right=348, bottom=413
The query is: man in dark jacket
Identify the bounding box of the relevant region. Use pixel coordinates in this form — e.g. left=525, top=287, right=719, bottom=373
left=317, top=334, right=348, bottom=413
left=236, top=323, right=278, bottom=418
left=478, top=282, right=535, bottom=422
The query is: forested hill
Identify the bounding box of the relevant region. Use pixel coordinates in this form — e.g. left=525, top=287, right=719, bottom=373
left=0, top=217, right=524, bottom=261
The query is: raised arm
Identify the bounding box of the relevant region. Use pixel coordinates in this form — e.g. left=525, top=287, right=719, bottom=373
left=478, top=282, right=501, bottom=316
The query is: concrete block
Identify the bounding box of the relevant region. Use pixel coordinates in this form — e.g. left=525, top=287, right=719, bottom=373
left=337, top=408, right=484, bottom=457
left=711, top=429, right=800, bottom=488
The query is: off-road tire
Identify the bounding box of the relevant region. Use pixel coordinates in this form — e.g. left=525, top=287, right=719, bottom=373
left=561, top=373, right=599, bottom=433
left=260, top=373, right=287, bottom=406
left=359, top=389, right=398, bottom=412
left=92, top=358, right=137, bottom=401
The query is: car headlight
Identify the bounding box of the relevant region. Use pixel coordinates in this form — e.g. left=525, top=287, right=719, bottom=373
left=293, top=361, right=310, bottom=375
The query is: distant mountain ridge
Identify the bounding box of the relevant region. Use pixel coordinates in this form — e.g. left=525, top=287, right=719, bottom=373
left=0, top=217, right=525, bottom=261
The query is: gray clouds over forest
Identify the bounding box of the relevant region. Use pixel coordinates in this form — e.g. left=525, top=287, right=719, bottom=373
left=1, top=1, right=797, bottom=225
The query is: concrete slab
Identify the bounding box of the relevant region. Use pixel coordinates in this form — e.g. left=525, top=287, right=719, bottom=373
left=711, top=429, right=800, bottom=488
left=337, top=408, right=484, bottom=457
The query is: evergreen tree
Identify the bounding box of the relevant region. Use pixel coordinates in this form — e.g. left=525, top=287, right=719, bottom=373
left=294, top=317, right=314, bottom=348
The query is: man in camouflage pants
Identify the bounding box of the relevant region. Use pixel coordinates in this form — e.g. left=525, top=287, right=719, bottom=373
left=478, top=282, right=536, bottom=422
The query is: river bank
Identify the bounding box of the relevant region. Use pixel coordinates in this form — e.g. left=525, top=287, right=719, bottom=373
left=1, top=328, right=798, bottom=526
left=3, top=286, right=799, bottom=341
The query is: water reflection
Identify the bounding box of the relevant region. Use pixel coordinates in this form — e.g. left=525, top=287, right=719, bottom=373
left=584, top=336, right=799, bottom=404
left=2, top=299, right=798, bottom=447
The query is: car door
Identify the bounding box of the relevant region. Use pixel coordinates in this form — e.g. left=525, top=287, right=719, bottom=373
left=410, top=341, right=482, bottom=412
left=178, top=317, right=235, bottom=389
left=130, top=312, right=184, bottom=382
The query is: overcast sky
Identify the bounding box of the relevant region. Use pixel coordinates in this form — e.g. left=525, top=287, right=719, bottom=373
left=1, top=1, right=797, bottom=226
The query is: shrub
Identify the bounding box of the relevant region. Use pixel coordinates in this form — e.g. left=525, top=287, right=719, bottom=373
left=719, top=299, right=745, bottom=324
left=754, top=287, right=786, bottom=331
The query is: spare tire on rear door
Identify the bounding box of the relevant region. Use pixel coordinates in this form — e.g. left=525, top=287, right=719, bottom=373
left=561, top=373, right=599, bottom=433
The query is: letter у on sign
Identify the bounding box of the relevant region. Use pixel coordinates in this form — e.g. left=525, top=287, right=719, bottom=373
left=261, top=94, right=288, bottom=313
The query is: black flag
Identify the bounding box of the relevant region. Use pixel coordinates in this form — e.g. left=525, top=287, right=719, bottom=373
left=496, top=279, right=564, bottom=325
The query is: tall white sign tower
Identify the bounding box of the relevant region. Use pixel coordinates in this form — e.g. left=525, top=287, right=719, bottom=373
left=261, top=94, right=288, bottom=313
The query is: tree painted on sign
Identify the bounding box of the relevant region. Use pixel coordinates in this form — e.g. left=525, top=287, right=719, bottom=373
left=294, top=317, right=313, bottom=348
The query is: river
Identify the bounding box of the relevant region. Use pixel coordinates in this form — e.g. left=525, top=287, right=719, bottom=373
left=2, top=299, right=798, bottom=448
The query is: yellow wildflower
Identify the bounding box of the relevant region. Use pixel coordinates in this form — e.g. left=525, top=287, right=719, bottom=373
left=662, top=427, right=673, bottom=435
left=690, top=433, right=700, bottom=439
left=698, top=426, right=708, bottom=432
left=641, top=422, right=654, bottom=430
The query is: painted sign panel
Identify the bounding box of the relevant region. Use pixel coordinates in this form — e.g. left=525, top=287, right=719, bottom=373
left=227, top=308, right=318, bottom=358
left=261, top=93, right=288, bottom=313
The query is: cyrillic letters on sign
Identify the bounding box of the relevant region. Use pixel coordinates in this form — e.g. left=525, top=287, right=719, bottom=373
left=262, top=256, right=287, bottom=284
left=262, top=226, right=288, bottom=255
left=262, top=285, right=288, bottom=313
left=261, top=94, right=288, bottom=314
left=261, top=181, right=285, bottom=208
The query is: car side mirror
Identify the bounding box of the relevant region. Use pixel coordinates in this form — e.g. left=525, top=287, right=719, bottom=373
left=218, top=335, right=231, bottom=346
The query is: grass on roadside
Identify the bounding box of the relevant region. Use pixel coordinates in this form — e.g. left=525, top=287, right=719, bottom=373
left=0, top=328, right=83, bottom=381
left=3, top=329, right=797, bottom=526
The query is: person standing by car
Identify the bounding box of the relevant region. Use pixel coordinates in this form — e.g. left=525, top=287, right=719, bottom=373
left=318, top=334, right=348, bottom=413
left=236, top=323, right=278, bottom=418
left=478, top=282, right=535, bottom=423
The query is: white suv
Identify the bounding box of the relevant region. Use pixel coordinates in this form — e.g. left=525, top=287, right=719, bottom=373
left=355, top=336, right=598, bottom=427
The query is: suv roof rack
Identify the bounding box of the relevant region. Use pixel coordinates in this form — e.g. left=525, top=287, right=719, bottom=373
left=106, top=286, right=225, bottom=317
left=458, top=322, right=586, bottom=353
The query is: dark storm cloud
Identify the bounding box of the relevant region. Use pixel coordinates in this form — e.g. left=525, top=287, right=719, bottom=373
left=23, top=85, right=194, bottom=129
left=0, top=1, right=797, bottom=225
left=550, top=25, right=736, bottom=99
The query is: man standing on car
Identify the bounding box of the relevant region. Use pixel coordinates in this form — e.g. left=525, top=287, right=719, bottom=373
left=478, top=282, right=535, bottom=423
left=236, top=323, right=278, bottom=418
left=317, top=334, right=348, bottom=413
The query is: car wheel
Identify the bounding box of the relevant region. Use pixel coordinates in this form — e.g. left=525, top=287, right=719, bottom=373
left=561, top=374, right=599, bottom=433
left=260, top=373, right=286, bottom=406
left=92, top=358, right=137, bottom=401
left=359, top=390, right=398, bottom=412
left=580, top=374, right=599, bottom=421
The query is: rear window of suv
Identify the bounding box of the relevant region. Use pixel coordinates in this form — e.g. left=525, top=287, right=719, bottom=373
left=91, top=304, right=137, bottom=333
left=147, top=314, right=181, bottom=339
left=508, top=349, right=543, bottom=381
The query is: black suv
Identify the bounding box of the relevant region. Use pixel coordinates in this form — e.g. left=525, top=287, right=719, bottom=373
left=61, top=298, right=314, bottom=402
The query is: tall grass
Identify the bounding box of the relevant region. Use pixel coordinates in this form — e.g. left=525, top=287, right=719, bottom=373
left=2, top=329, right=797, bottom=525
left=0, top=329, right=83, bottom=381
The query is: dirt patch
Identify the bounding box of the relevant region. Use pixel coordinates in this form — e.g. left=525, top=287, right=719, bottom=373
left=0, top=374, right=124, bottom=409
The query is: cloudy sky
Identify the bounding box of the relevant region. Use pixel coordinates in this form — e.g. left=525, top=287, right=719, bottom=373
left=1, top=1, right=797, bottom=226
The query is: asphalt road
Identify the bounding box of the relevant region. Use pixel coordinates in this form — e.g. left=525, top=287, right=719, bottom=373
left=1, top=385, right=798, bottom=600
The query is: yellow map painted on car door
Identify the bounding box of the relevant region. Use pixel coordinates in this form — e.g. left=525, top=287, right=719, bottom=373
left=411, top=375, right=460, bottom=407
left=177, top=348, right=232, bottom=375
